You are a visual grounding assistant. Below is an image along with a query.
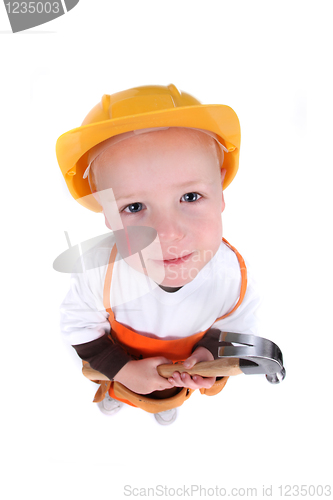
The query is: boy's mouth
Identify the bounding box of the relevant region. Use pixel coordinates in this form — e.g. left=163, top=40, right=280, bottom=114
left=152, top=252, right=194, bottom=266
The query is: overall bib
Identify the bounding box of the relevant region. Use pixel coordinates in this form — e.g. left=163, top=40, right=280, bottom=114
left=86, top=238, right=247, bottom=413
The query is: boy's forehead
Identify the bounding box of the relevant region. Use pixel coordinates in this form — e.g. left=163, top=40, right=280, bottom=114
left=95, top=127, right=217, bottom=166
left=89, top=127, right=224, bottom=196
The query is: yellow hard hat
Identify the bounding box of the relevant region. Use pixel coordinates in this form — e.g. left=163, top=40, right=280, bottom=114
left=56, top=84, right=241, bottom=212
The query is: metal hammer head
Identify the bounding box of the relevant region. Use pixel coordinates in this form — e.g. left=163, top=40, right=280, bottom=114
left=218, top=332, right=286, bottom=384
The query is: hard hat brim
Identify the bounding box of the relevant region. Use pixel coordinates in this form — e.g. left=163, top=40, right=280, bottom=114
left=56, top=104, right=240, bottom=212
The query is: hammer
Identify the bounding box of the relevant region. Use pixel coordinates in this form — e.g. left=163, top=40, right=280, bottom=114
left=157, top=331, right=286, bottom=384
left=82, top=332, right=286, bottom=384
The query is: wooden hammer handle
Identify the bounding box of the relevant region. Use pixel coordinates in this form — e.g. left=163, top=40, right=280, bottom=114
left=82, top=358, right=243, bottom=382
left=157, top=358, right=242, bottom=378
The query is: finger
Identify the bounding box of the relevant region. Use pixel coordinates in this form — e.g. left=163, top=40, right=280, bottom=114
left=174, top=371, right=205, bottom=390
left=182, top=355, right=198, bottom=369
left=179, top=372, right=200, bottom=390
left=177, top=373, right=215, bottom=390
left=191, top=375, right=216, bottom=389
left=168, top=371, right=184, bottom=387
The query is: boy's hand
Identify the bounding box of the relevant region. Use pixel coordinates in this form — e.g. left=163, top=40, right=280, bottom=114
left=113, top=357, right=174, bottom=394
left=168, top=347, right=216, bottom=390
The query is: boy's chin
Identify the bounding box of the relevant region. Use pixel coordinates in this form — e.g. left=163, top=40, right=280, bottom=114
left=147, top=255, right=214, bottom=288
left=123, top=252, right=211, bottom=287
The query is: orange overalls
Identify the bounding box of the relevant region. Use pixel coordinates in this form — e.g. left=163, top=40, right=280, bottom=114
left=87, top=238, right=247, bottom=413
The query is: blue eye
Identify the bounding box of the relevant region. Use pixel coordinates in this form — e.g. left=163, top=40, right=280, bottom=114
left=124, top=202, right=144, bottom=213
left=181, top=192, right=202, bottom=202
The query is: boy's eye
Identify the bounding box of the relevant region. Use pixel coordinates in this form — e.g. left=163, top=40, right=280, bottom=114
left=181, top=192, right=202, bottom=202
left=123, top=202, right=144, bottom=213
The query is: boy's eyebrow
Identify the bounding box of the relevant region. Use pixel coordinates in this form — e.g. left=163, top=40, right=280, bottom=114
left=176, top=179, right=211, bottom=189
left=116, top=193, right=141, bottom=203
left=116, top=180, right=212, bottom=202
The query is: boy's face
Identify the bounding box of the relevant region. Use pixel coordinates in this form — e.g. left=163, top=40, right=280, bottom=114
left=93, top=128, right=225, bottom=289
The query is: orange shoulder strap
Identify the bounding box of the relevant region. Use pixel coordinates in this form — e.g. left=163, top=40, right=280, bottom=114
left=103, top=244, right=117, bottom=320
left=215, top=237, right=248, bottom=321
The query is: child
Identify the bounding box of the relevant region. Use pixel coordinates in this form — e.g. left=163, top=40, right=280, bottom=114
left=56, top=84, right=260, bottom=425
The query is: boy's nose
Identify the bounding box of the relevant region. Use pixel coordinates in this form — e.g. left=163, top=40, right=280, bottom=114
left=152, top=211, right=185, bottom=243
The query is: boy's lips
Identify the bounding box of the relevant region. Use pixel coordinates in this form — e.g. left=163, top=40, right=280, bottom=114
left=151, top=252, right=194, bottom=266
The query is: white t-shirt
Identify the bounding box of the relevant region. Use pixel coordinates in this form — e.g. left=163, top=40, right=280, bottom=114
left=60, top=234, right=261, bottom=346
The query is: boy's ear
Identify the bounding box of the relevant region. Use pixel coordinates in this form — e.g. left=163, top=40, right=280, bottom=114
left=221, top=168, right=226, bottom=213
left=220, top=168, right=227, bottom=186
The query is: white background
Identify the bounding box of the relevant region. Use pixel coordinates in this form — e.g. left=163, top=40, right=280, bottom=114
left=1, top=1, right=332, bottom=499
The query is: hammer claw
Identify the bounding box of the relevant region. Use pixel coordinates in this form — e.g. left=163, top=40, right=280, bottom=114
left=218, top=331, right=286, bottom=383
